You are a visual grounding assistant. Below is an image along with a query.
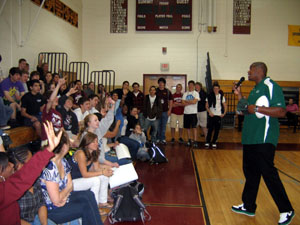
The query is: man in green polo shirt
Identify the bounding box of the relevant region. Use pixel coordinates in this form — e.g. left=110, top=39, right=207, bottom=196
left=231, top=62, right=294, bottom=225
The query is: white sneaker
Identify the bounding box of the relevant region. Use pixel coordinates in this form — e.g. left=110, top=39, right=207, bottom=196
left=231, top=203, right=255, bottom=217
left=278, top=211, right=295, bottom=225
left=205, top=143, right=210, bottom=148
left=212, top=143, right=217, bottom=149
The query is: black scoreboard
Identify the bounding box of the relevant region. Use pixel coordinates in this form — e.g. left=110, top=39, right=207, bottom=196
left=136, top=0, right=192, bottom=31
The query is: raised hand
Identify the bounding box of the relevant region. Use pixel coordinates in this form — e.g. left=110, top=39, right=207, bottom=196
left=68, top=87, right=78, bottom=95
left=43, top=121, right=63, bottom=152
left=58, top=78, right=66, bottom=86
left=107, top=97, right=115, bottom=110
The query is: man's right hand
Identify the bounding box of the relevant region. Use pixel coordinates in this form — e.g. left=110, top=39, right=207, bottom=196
left=232, top=82, right=241, bottom=95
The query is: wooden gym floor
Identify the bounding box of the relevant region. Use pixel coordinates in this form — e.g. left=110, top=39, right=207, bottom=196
left=104, top=127, right=300, bottom=225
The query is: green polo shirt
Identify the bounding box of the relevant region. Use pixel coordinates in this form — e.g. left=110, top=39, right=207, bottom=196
left=242, top=77, right=285, bottom=147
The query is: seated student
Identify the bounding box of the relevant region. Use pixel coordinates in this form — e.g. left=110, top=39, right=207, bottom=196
left=29, top=71, right=45, bottom=95
left=77, top=111, right=124, bottom=166
left=0, top=136, right=5, bottom=152
left=41, top=78, right=65, bottom=144
left=0, top=97, right=13, bottom=129
left=116, top=104, right=139, bottom=160
left=97, top=84, right=107, bottom=106
left=37, top=54, right=48, bottom=82
left=21, top=80, right=46, bottom=138
left=40, top=131, right=103, bottom=225
left=89, top=94, right=100, bottom=114
left=0, top=67, right=24, bottom=124
left=20, top=70, right=29, bottom=93
left=58, top=82, right=68, bottom=96
left=84, top=81, right=95, bottom=97
left=129, top=124, right=150, bottom=162
left=126, top=106, right=139, bottom=136
left=18, top=58, right=27, bottom=72
left=8, top=147, right=57, bottom=225
left=286, top=98, right=299, bottom=127
left=52, top=73, right=60, bottom=86
left=143, top=86, right=162, bottom=144
left=56, top=86, right=79, bottom=138
left=101, top=110, right=132, bottom=166
left=71, top=80, right=86, bottom=109
left=112, top=92, right=121, bottom=115
left=73, top=97, right=90, bottom=126
left=69, top=132, right=113, bottom=213
left=44, top=71, right=53, bottom=92
left=0, top=121, right=60, bottom=225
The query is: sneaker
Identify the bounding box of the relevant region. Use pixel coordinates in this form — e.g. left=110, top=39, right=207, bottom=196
left=186, top=139, right=192, bottom=147
left=156, top=140, right=160, bottom=144
left=231, top=204, right=255, bottom=217
left=278, top=211, right=295, bottom=225
left=205, top=143, right=210, bottom=148
left=178, top=137, right=184, bottom=144
left=193, top=142, right=199, bottom=148
left=170, top=138, right=175, bottom=144
left=161, top=140, right=167, bottom=145
left=0, top=125, right=11, bottom=130
left=212, top=143, right=217, bottom=149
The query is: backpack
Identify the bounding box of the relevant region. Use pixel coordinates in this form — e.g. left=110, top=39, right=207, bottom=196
left=108, top=182, right=151, bottom=224
left=148, top=143, right=168, bottom=164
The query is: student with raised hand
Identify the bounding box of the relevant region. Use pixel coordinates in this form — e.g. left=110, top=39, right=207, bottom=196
left=39, top=130, right=103, bottom=225
left=0, top=121, right=62, bottom=225
left=8, top=147, right=56, bottom=225
left=56, top=86, right=79, bottom=138
left=41, top=78, right=65, bottom=145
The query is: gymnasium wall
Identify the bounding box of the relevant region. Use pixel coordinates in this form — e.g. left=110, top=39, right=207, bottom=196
left=82, top=0, right=300, bottom=86
left=0, top=0, right=299, bottom=86
left=0, top=0, right=82, bottom=76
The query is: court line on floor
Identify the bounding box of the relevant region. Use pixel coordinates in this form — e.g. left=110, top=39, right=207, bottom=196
left=145, top=202, right=203, bottom=208
left=276, top=152, right=300, bottom=171
left=191, top=149, right=211, bottom=225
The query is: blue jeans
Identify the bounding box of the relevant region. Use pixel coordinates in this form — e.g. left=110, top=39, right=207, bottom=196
left=105, top=151, right=132, bottom=165
left=118, top=136, right=139, bottom=160
left=144, top=119, right=158, bottom=143
left=138, top=113, right=145, bottom=131
left=157, top=111, right=168, bottom=141
left=48, top=190, right=103, bottom=225
left=0, top=97, right=13, bottom=126
left=31, top=216, right=79, bottom=225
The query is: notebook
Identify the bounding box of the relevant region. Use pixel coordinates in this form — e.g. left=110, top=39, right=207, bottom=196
left=109, top=163, right=138, bottom=188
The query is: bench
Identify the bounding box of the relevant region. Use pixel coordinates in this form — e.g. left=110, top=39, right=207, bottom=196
left=5, top=126, right=38, bottom=148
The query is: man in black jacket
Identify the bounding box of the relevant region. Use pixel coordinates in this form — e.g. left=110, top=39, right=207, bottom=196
left=143, top=86, right=162, bottom=143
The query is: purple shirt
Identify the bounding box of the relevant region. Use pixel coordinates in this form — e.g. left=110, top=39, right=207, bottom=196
left=0, top=77, right=25, bottom=100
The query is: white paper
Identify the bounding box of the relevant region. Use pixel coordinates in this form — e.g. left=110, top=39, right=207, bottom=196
left=115, top=143, right=131, bottom=159
left=109, top=163, right=138, bottom=188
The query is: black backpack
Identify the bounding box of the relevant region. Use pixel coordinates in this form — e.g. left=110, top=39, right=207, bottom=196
left=108, top=183, right=151, bottom=224
left=148, top=143, right=168, bottom=164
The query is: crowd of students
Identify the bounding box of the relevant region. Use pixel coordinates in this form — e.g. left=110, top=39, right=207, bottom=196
left=0, top=57, right=230, bottom=225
